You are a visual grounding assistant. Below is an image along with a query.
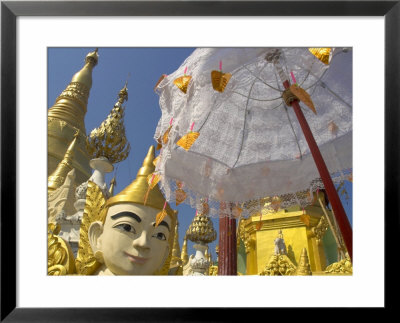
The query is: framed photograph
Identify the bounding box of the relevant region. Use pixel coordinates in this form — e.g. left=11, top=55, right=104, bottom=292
left=1, top=0, right=397, bottom=320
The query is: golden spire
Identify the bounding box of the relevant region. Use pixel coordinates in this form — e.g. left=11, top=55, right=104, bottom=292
left=108, top=176, right=116, bottom=196
left=48, top=131, right=79, bottom=192
left=170, top=222, right=182, bottom=269
left=181, top=235, right=189, bottom=266
left=296, top=248, right=312, bottom=275
left=86, top=82, right=130, bottom=164
left=205, top=247, right=212, bottom=264
left=48, top=48, right=99, bottom=186
left=171, top=223, right=181, bottom=258
left=105, top=146, right=175, bottom=219
left=186, top=200, right=217, bottom=244
left=48, top=48, right=99, bottom=132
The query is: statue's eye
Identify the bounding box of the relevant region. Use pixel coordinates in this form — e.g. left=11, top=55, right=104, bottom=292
left=115, top=223, right=136, bottom=234
left=152, top=232, right=166, bottom=241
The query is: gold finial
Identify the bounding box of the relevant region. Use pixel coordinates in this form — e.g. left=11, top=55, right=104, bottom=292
left=109, top=176, right=116, bottom=196
left=186, top=201, right=217, bottom=244
left=69, top=48, right=98, bottom=93
left=85, top=48, right=99, bottom=67
left=181, top=235, right=189, bottom=266
left=118, top=80, right=128, bottom=104
left=296, top=248, right=312, bottom=275
left=48, top=130, right=80, bottom=192
left=86, top=83, right=131, bottom=164
left=105, top=146, right=176, bottom=220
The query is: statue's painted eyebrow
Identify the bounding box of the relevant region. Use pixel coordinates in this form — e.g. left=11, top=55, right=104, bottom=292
left=110, top=212, right=141, bottom=223
left=153, top=221, right=170, bottom=232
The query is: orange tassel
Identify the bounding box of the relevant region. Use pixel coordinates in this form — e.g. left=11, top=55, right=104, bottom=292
left=211, top=70, right=232, bottom=92
left=173, top=75, right=192, bottom=94
left=155, top=201, right=168, bottom=227
left=290, top=84, right=316, bottom=114
left=175, top=188, right=187, bottom=206
left=162, top=125, right=172, bottom=144
left=147, top=173, right=161, bottom=189
left=144, top=173, right=161, bottom=205
left=153, top=155, right=160, bottom=167
left=177, top=132, right=200, bottom=151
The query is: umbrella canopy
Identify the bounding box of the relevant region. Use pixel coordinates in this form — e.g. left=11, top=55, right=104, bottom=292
left=154, top=48, right=352, bottom=218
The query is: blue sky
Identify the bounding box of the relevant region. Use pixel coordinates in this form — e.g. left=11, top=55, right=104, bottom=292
left=48, top=47, right=352, bottom=264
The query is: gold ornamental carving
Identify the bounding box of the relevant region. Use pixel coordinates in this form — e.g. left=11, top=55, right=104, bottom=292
left=238, top=218, right=253, bottom=253
left=86, top=83, right=130, bottom=164
left=259, top=254, right=297, bottom=276
left=325, top=257, right=353, bottom=275
left=48, top=223, right=76, bottom=275
left=186, top=200, right=217, bottom=244
left=75, top=181, right=107, bottom=275
left=209, top=265, right=218, bottom=276
left=56, top=82, right=90, bottom=108
left=311, top=215, right=329, bottom=244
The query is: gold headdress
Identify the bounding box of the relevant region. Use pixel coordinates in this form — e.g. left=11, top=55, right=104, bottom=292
left=106, top=145, right=175, bottom=218
left=75, top=145, right=177, bottom=275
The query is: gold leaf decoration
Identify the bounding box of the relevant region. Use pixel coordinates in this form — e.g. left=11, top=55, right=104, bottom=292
left=156, top=137, right=162, bottom=150
left=155, top=209, right=168, bottom=227
left=211, top=70, right=232, bottom=92
left=162, top=125, right=172, bottom=144
left=153, top=155, right=160, bottom=167
left=175, top=188, right=187, bottom=206
left=154, top=74, right=167, bottom=92
left=147, top=173, right=161, bottom=190
left=144, top=173, right=161, bottom=205
left=176, top=132, right=200, bottom=151
left=309, top=48, right=332, bottom=65
left=173, top=75, right=192, bottom=94
left=290, top=85, right=316, bottom=114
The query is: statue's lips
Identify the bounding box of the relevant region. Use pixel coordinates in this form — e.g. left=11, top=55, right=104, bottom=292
left=124, top=252, right=149, bottom=264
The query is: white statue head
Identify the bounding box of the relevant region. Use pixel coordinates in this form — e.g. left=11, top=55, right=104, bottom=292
left=89, top=202, right=172, bottom=275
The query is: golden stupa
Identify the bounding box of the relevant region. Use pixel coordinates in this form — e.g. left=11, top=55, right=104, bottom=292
left=48, top=48, right=99, bottom=186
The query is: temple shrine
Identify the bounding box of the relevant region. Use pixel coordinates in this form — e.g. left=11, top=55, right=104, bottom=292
left=47, top=49, right=352, bottom=276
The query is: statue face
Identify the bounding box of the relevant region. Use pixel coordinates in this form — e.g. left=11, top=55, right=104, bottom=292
left=93, top=203, right=171, bottom=275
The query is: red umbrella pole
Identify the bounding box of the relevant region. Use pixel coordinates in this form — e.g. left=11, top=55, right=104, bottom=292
left=283, top=80, right=353, bottom=261
left=218, top=202, right=237, bottom=275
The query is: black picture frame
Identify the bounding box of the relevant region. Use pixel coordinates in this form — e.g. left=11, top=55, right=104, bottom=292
left=1, top=1, right=397, bottom=321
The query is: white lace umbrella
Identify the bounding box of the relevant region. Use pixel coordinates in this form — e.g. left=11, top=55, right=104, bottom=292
left=154, top=48, right=352, bottom=257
